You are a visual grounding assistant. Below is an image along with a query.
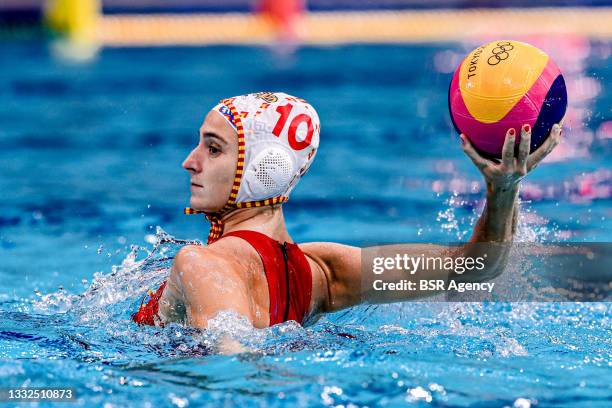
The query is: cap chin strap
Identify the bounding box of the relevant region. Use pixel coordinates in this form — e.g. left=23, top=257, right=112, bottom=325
left=185, top=195, right=289, bottom=245
left=183, top=207, right=225, bottom=244
left=183, top=207, right=227, bottom=244
left=204, top=212, right=224, bottom=244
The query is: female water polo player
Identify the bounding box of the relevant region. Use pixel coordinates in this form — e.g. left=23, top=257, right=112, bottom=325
left=132, top=91, right=562, bottom=331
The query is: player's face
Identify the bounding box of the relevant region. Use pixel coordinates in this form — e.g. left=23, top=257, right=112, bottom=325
left=182, top=111, right=238, bottom=212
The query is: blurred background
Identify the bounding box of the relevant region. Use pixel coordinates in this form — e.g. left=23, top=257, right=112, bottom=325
left=1, top=2, right=611, bottom=407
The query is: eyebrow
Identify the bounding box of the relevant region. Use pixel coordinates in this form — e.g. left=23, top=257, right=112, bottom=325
left=200, top=131, right=227, bottom=146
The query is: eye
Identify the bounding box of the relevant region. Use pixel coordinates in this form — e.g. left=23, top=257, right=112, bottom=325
left=208, top=145, right=221, bottom=155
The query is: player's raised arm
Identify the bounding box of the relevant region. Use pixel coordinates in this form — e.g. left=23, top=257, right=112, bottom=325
left=304, top=124, right=562, bottom=312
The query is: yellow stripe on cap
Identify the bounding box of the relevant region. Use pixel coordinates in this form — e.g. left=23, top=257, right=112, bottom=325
left=459, top=40, right=549, bottom=124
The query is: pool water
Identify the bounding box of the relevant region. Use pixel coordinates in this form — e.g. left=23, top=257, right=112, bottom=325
left=0, top=41, right=610, bottom=407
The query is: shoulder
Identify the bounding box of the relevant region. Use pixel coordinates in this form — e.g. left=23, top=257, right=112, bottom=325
left=172, top=245, right=243, bottom=292
left=167, top=244, right=255, bottom=328
left=173, top=234, right=268, bottom=279
left=174, top=244, right=236, bottom=270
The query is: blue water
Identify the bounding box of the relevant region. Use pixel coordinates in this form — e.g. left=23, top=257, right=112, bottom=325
left=0, top=41, right=610, bottom=407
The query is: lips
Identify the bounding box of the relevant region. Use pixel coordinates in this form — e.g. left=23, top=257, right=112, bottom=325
left=190, top=182, right=203, bottom=188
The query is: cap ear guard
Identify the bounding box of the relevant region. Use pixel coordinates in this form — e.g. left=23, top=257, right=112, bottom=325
left=243, top=147, right=295, bottom=200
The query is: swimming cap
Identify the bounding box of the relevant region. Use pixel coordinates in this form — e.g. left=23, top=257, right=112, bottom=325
left=185, top=92, right=320, bottom=243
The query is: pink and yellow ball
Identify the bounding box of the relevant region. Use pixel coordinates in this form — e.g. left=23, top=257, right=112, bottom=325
left=448, top=40, right=567, bottom=158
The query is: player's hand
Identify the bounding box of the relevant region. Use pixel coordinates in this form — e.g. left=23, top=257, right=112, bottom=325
left=460, top=123, right=562, bottom=192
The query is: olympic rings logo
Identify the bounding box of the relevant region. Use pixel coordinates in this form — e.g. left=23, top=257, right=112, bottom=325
left=487, top=42, right=514, bottom=65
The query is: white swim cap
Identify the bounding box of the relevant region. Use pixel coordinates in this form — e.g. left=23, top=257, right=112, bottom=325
left=185, top=92, right=320, bottom=243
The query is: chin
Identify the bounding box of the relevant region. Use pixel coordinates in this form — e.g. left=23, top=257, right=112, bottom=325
left=189, top=197, right=205, bottom=211
left=189, top=197, right=219, bottom=213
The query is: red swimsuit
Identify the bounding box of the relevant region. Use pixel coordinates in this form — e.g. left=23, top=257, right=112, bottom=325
left=132, top=230, right=313, bottom=326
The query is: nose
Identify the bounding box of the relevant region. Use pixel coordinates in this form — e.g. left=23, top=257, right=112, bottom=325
left=182, top=147, right=202, bottom=175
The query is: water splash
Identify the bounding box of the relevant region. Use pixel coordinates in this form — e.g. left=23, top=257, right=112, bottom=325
left=436, top=192, right=479, bottom=241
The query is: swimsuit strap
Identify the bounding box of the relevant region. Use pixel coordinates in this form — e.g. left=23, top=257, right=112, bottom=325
left=223, top=230, right=312, bottom=325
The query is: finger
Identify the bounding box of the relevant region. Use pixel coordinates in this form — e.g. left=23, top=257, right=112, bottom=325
left=501, top=128, right=516, bottom=168
left=460, top=134, right=490, bottom=171
left=517, top=124, right=531, bottom=168
left=527, top=123, right=562, bottom=171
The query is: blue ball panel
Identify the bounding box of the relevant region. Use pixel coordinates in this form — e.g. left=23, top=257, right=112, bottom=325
left=531, top=74, right=568, bottom=152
